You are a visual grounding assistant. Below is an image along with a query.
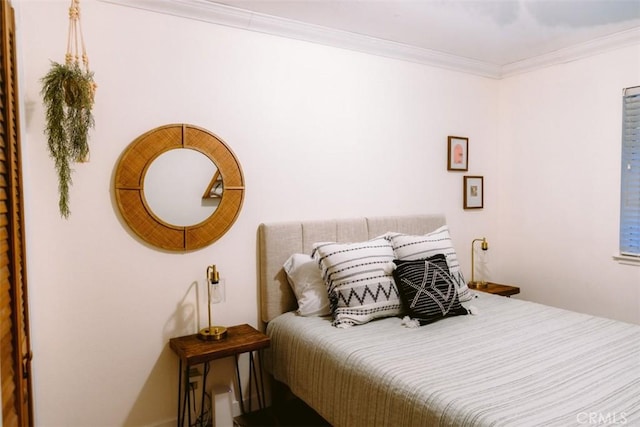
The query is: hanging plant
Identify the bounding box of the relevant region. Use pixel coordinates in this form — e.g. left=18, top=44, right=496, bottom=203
left=40, top=0, right=96, bottom=218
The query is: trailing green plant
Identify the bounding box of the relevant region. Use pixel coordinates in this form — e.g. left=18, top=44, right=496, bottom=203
left=40, top=61, right=95, bottom=218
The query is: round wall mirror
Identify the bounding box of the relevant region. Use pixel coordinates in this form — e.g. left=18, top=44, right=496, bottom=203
left=114, top=124, right=245, bottom=251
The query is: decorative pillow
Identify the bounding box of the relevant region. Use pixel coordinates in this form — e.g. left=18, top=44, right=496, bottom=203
left=389, top=225, right=473, bottom=302
left=312, top=237, right=402, bottom=328
left=283, top=254, right=331, bottom=317
left=392, top=254, right=469, bottom=325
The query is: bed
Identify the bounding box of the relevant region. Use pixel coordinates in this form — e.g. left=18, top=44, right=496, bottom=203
left=258, top=214, right=640, bottom=426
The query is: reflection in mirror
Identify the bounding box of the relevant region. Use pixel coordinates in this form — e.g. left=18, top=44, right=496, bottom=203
left=144, top=148, right=220, bottom=226
left=202, top=170, right=224, bottom=199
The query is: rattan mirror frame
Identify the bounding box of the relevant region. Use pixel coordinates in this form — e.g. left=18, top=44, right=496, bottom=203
left=114, top=124, right=244, bottom=251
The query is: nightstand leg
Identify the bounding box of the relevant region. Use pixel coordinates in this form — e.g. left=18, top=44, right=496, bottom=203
left=249, top=351, right=266, bottom=410
left=248, top=352, right=254, bottom=412
left=177, top=360, right=183, bottom=427
left=185, top=380, right=192, bottom=427
left=256, top=351, right=266, bottom=409
left=199, top=362, right=210, bottom=426
left=233, top=351, right=267, bottom=416
left=176, top=360, right=193, bottom=427
left=235, top=354, right=245, bottom=414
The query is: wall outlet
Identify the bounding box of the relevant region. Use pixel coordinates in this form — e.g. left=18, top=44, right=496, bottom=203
left=189, top=367, right=202, bottom=390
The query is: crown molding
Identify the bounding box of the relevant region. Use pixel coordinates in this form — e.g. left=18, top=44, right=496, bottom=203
left=100, top=0, right=639, bottom=80
left=99, top=0, right=502, bottom=78
left=501, top=27, right=640, bottom=78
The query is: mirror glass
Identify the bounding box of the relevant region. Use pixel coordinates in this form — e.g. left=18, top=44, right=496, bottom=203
left=144, top=148, right=220, bottom=226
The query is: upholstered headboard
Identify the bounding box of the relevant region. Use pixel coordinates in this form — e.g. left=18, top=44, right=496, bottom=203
left=257, top=214, right=446, bottom=323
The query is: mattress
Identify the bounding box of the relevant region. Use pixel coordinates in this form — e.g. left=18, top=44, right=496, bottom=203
left=265, top=292, right=640, bottom=427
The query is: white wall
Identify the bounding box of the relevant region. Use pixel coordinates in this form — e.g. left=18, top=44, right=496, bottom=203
left=495, top=46, right=640, bottom=323
left=14, top=0, right=640, bottom=426
left=16, top=1, right=499, bottom=425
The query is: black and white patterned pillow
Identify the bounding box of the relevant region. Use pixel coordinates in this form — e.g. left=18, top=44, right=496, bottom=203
left=312, top=237, right=402, bottom=328
left=392, top=254, right=469, bottom=325
left=389, top=226, right=473, bottom=302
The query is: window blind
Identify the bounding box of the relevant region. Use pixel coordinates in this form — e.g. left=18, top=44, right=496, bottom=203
left=620, top=86, right=640, bottom=256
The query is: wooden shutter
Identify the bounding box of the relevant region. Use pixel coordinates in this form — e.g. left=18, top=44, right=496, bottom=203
left=1, top=0, right=34, bottom=426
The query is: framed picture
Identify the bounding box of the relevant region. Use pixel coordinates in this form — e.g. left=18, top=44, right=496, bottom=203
left=464, top=176, right=484, bottom=209
left=447, top=136, right=468, bottom=171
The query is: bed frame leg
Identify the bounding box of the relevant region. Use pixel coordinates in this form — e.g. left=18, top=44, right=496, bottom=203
left=271, top=378, right=290, bottom=406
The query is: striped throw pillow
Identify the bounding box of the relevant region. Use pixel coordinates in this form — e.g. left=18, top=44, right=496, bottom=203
left=312, top=237, right=402, bottom=328
left=389, top=225, right=472, bottom=302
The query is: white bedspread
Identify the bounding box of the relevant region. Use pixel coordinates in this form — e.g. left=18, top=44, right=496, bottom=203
left=266, top=292, right=640, bottom=427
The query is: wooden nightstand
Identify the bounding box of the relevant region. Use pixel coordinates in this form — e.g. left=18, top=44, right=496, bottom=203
left=170, top=324, right=270, bottom=427
left=468, top=282, right=520, bottom=297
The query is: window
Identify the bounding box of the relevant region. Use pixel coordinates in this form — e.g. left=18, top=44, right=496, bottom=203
left=620, top=86, right=640, bottom=258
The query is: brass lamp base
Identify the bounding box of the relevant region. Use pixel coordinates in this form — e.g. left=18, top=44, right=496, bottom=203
left=468, top=281, right=488, bottom=289
left=198, top=326, right=228, bottom=341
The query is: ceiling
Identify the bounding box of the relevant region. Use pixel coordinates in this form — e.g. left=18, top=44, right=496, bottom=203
left=104, top=0, right=640, bottom=78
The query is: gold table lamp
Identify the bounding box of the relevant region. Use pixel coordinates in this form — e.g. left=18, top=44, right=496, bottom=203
left=468, top=237, right=489, bottom=288
left=198, top=265, right=227, bottom=341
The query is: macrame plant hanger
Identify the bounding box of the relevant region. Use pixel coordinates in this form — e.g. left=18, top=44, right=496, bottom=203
left=66, top=0, right=92, bottom=87
left=66, top=0, right=96, bottom=158
left=40, top=0, right=96, bottom=218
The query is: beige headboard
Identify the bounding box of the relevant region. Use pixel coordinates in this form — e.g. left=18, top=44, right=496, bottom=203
left=257, top=214, right=446, bottom=323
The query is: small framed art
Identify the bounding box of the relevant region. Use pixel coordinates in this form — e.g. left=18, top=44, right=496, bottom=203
left=464, top=176, right=483, bottom=209
left=447, top=136, right=468, bottom=171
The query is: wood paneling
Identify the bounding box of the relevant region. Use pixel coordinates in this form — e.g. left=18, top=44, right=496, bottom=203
left=1, top=0, right=33, bottom=425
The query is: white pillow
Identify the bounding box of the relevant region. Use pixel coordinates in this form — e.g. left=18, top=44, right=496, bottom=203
left=283, top=254, right=331, bottom=317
